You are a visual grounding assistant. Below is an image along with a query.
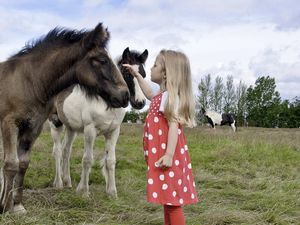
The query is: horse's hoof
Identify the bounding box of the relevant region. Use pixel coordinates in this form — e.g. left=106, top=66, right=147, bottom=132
left=107, top=190, right=118, bottom=199
left=76, top=185, right=90, bottom=198
left=53, top=180, right=63, bottom=189
left=12, top=204, right=27, bottom=214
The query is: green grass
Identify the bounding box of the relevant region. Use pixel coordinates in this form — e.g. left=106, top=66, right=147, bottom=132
left=0, top=124, right=299, bottom=224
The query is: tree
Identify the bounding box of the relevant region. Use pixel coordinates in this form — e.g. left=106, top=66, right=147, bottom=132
left=223, top=75, right=236, bottom=113
left=246, top=76, right=281, bottom=127
left=211, top=76, right=223, bottom=113
left=236, top=80, right=248, bottom=126
left=196, top=74, right=213, bottom=124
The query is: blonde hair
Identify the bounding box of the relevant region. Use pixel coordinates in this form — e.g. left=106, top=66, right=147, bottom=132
left=159, top=50, right=196, bottom=127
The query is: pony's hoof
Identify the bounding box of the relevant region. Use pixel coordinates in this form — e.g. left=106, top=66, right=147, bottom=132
left=107, top=190, right=118, bottom=199
left=12, top=204, right=27, bottom=214
left=76, top=185, right=90, bottom=198
left=53, top=180, right=63, bottom=189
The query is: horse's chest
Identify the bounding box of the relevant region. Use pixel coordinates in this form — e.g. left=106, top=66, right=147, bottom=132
left=62, top=90, right=125, bottom=132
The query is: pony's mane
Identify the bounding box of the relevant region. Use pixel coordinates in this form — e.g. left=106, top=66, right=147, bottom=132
left=10, top=27, right=88, bottom=59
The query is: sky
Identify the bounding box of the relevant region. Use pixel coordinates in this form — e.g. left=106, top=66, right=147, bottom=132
left=0, top=0, right=300, bottom=103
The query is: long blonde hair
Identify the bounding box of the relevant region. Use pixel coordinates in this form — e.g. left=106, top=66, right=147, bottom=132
left=159, top=50, right=196, bottom=127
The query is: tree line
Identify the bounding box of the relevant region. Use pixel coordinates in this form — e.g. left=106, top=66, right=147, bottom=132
left=197, top=74, right=300, bottom=128
left=124, top=75, right=299, bottom=128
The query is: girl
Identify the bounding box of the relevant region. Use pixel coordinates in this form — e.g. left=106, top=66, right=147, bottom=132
left=123, top=50, right=198, bottom=225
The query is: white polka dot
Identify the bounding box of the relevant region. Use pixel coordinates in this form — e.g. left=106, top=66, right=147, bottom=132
left=187, top=175, right=190, bottom=180
left=148, top=178, right=153, bottom=185
left=193, top=182, right=196, bottom=187
left=158, top=129, right=162, bottom=135
left=159, top=174, right=165, bottom=181
left=172, top=191, right=177, bottom=197
left=144, top=132, right=148, bottom=137
left=183, top=186, right=187, bottom=192
left=180, top=148, right=184, bottom=154
left=155, top=162, right=160, bottom=167
left=175, top=160, right=179, bottom=166
left=187, top=163, right=192, bottom=169
left=183, top=168, right=186, bottom=173
left=184, top=145, right=188, bottom=151
left=169, top=171, right=174, bottom=178
left=191, top=193, right=195, bottom=199
left=161, top=143, right=166, bottom=149
left=162, top=184, right=168, bottom=190
left=179, top=199, right=183, bottom=204
left=147, top=123, right=150, bottom=127
left=148, top=134, right=153, bottom=140
left=178, top=179, right=182, bottom=185
left=144, top=150, right=148, bottom=156
left=152, top=148, right=157, bottom=154
left=147, top=166, right=150, bottom=171
left=166, top=203, right=173, bottom=205
left=152, top=192, right=158, bottom=198
left=178, top=129, right=181, bottom=135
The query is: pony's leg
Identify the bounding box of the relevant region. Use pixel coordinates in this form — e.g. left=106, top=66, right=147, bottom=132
left=13, top=121, right=43, bottom=214
left=76, top=124, right=96, bottom=197
left=0, top=118, right=19, bottom=213
left=102, top=127, right=120, bottom=198
left=231, top=122, right=236, bottom=132
left=61, top=128, right=76, bottom=187
left=49, top=122, right=65, bottom=188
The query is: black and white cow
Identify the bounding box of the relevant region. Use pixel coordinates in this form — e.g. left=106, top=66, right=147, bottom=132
left=202, top=108, right=237, bottom=132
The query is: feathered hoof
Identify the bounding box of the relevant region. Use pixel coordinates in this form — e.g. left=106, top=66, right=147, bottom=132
left=12, top=204, right=27, bottom=215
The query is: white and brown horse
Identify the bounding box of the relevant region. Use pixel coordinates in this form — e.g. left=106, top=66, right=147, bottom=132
left=48, top=47, right=148, bottom=197
left=0, top=23, right=129, bottom=213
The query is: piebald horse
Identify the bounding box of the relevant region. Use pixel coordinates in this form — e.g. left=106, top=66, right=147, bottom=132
left=202, top=108, right=237, bottom=132
left=0, top=23, right=129, bottom=213
left=48, top=48, right=148, bottom=197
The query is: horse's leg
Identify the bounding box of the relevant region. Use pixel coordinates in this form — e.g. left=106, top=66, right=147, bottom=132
left=13, top=120, right=44, bottom=214
left=76, top=124, right=96, bottom=197
left=0, top=118, right=19, bottom=213
left=49, top=122, right=65, bottom=188
left=61, top=128, right=76, bottom=187
left=102, top=127, right=120, bottom=198
left=231, top=122, right=236, bottom=132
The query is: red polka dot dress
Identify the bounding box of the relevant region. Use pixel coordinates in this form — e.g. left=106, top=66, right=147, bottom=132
left=143, top=91, right=198, bottom=206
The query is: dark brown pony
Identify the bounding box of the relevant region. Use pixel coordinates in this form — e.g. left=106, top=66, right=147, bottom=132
left=0, top=23, right=129, bottom=213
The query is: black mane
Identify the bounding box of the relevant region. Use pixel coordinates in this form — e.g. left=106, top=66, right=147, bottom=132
left=10, top=27, right=88, bottom=59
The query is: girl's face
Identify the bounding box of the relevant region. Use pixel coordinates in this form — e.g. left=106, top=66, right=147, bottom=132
left=150, top=55, right=164, bottom=85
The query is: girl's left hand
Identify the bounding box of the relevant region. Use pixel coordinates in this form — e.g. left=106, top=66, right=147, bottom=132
left=122, top=64, right=140, bottom=77
left=156, top=154, right=173, bottom=169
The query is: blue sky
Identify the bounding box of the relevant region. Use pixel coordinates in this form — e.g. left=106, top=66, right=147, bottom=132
left=1, top=0, right=300, bottom=101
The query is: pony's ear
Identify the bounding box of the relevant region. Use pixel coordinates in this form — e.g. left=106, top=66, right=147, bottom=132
left=122, top=47, right=131, bottom=60
left=83, top=23, right=110, bottom=50
left=139, top=49, right=148, bottom=63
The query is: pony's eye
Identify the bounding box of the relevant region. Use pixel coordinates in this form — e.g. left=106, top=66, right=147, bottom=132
left=91, top=57, right=108, bottom=66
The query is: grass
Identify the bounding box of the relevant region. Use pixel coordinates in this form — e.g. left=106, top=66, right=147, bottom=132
left=0, top=124, right=299, bottom=224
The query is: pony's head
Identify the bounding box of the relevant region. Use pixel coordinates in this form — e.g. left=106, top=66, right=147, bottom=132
left=117, top=47, right=148, bottom=109
left=75, top=23, right=129, bottom=108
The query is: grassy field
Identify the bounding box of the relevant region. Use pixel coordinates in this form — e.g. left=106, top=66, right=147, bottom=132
left=0, top=124, right=299, bottom=225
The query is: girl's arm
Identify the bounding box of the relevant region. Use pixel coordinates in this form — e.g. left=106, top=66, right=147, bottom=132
left=122, top=64, right=153, bottom=100
left=156, top=121, right=179, bottom=168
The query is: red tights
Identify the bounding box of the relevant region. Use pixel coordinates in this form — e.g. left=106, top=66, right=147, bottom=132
left=163, top=205, right=185, bottom=225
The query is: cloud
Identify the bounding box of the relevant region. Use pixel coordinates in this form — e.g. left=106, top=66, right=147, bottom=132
left=249, top=47, right=300, bottom=99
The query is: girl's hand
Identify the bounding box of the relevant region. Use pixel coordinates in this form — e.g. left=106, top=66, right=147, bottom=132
left=122, top=64, right=140, bottom=77
left=156, top=153, right=173, bottom=169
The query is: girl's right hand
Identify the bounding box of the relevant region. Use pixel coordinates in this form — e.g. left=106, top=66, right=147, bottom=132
left=122, top=64, right=140, bottom=78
